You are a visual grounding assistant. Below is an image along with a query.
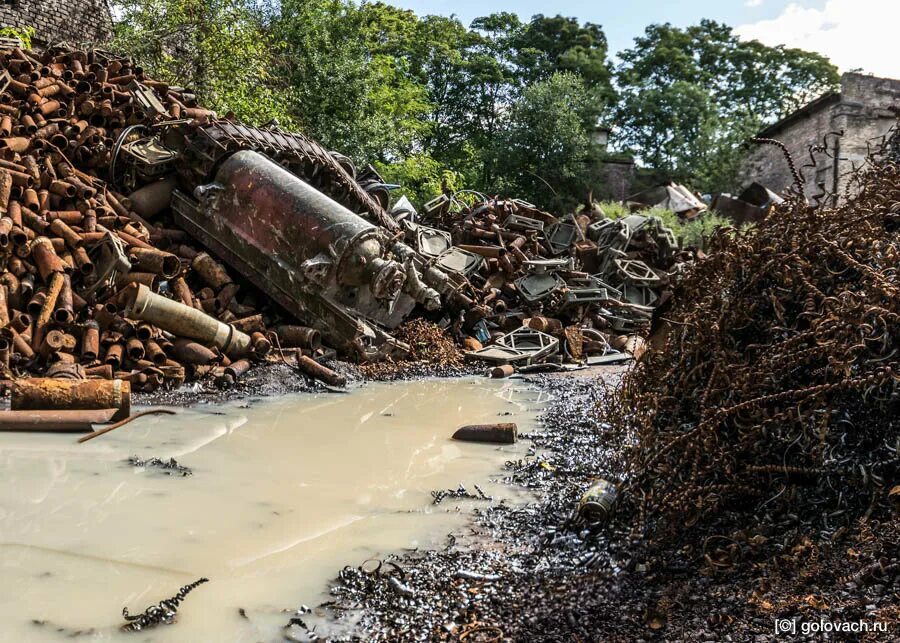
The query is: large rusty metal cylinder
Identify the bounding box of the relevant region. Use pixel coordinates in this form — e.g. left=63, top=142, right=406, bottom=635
left=11, top=378, right=131, bottom=421
left=197, top=150, right=406, bottom=301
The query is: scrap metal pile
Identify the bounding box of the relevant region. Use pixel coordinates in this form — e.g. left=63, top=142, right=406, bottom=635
left=603, top=145, right=900, bottom=545
left=413, top=197, right=690, bottom=368
left=0, top=43, right=685, bottom=393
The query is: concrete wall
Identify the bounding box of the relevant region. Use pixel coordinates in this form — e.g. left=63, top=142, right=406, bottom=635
left=738, top=73, right=900, bottom=204
left=0, top=0, right=112, bottom=46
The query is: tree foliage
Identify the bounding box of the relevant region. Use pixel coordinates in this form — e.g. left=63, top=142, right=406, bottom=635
left=616, top=20, right=839, bottom=192
left=112, top=0, right=291, bottom=125
left=497, top=73, right=597, bottom=211
left=109, top=5, right=840, bottom=208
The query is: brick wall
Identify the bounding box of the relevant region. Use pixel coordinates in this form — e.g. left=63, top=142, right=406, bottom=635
left=0, top=0, right=112, bottom=46
left=738, top=73, right=900, bottom=203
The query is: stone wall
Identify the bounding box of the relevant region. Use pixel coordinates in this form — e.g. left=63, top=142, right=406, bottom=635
left=596, top=158, right=635, bottom=202
left=0, top=0, right=112, bottom=46
left=738, top=73, right=900, bottom=204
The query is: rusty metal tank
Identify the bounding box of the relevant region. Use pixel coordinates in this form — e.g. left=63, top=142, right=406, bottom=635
left=196, top=150, right=406, bottom=300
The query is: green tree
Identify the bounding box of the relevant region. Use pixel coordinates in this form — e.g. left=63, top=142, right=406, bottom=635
left=497, top=72, right=596, bottom=211
left=269, top=0, right=431, bottom=163
left=616, top=20, right=839, bottom=192
left=112, top=0, right=291, bottom=125
left=513, top=15, right=614, bottom=102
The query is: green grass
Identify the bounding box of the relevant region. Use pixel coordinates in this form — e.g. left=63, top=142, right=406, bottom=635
left=595, top=201, right=734, bottom=250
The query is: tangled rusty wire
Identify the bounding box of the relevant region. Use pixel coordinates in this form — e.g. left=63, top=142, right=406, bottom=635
left=601, top=136, right=900, bottom=543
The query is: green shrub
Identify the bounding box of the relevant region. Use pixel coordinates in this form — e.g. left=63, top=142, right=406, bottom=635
left=0, top=26, right=35, bottom=49
left=595, top=201, right=732, bottom=250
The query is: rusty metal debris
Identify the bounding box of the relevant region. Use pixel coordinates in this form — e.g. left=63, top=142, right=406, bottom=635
left=625, top=182, right=707, bottom=219
left=600, top=137, right=900, bottom=546
left=0, top=43, right=690, bottom=394
left=710, top=181, right=784, bottom=227
left=452, top=423, right=518, bottom=444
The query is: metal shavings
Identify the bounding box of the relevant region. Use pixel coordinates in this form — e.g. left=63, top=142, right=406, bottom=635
left=121, top=577, right=209, bottom=632
left=126, top=456, right=193, bottom=476
left=431, top=484, right=492, bottom=505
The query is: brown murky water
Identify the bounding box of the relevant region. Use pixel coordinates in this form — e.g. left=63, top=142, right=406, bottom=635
left=0, top=378, right=547, bottom=642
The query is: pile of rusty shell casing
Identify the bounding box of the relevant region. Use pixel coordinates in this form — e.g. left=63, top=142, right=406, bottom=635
left=0, top=46, right=263, bottom=389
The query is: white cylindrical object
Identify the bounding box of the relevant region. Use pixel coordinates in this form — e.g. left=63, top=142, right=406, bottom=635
left=125, top=284, right=250, bottom=356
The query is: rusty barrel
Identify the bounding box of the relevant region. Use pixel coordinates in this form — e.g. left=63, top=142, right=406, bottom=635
left=11, top=378, right=131, bottom=421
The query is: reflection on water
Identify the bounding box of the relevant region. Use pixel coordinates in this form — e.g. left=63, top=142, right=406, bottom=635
left=0, top=378, right=545, bottom=642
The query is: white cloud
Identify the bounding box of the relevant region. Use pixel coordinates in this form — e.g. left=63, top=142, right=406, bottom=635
left=744, top=0, right=764, bottom=7
left=736, top=0, right=900, bottom=79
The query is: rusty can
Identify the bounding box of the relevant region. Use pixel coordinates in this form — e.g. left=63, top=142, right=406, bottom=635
left=577, top=479, right=618, bottom=525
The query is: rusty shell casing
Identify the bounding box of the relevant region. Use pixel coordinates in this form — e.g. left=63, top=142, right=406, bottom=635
left=3, top=326, right=34, bottom=359
left=250, top=331, right=271, bottom=357
left=145, top=340, right=167, bottom=366
left=11, top=378, right=131, bottom=421
left=170, top=338, right=217, bottom=365
left=231, top=314, right=264, bottom=334
left=104, top=343, right=124, bottom=369
left=489, top=364, right=515, bottom=379
left=0, top=408, right=119, bottom=432
left=81, top=321, right=99, bottom=361
left=191, top=252, right=231, bottom=290
left=452, top=423, right=518, bottom=444
left=128, top=176, right=176, bottom=219
left=84, top=364, right=114, bottom=380
left=275, top=325, right=321, bottom=350
left=129, top=247, right=181, bottom=279
left=224, top=358, right=251, bottom=379
left=31, top=236, right=66, bottom=282
left=125, top=284, right=250, bottom=357
left=125, top=336, right=145, bottom=361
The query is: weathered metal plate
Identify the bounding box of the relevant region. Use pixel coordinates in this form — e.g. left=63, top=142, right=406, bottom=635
left=515, top=271, right=564, bottom=302
left=415, top=225, right=453, bottom=258
left=435, top=247, right=483, bottom=276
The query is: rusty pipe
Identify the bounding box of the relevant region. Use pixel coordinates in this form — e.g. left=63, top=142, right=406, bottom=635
left=0, top=408, right=119, bottom=432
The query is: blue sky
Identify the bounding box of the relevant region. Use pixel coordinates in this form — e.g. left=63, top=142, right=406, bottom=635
left=386, top=1, right=899, bottom=78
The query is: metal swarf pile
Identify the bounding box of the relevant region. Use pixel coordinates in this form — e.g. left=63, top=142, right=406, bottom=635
left=603, top=149, right=900, bottom=547
left=415, top=197, right=690, bottom=368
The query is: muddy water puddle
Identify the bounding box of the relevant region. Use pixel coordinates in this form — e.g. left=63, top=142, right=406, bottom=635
left=0, top=378, right=548, bottom=642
